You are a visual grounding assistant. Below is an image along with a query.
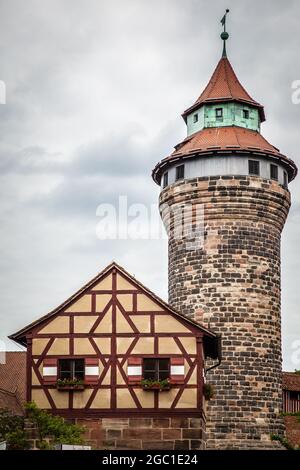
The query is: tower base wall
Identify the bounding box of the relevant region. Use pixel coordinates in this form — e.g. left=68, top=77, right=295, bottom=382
left=160, top=175, right=291, bottom=448
left=76, top=417, right=206, bottom=450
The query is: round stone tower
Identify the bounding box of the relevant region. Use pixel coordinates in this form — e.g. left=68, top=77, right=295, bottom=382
left=152, top=18, right=297, bottom=449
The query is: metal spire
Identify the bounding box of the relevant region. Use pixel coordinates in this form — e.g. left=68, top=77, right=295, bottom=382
left=220, top=9, right=230, bottom=57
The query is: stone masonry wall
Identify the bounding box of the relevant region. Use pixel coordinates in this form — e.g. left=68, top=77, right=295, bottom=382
left=76, top=416, right=206, bottom=450
left=160, top=175, right=291, bottom=449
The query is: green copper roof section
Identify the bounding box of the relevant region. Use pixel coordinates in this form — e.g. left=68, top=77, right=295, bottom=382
left=186, top=102, right=261, bottom=136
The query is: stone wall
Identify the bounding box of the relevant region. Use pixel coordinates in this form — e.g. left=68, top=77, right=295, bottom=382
left=76, top=416, right=206, bottom=450
left=160, top=175, right=291, bottom=449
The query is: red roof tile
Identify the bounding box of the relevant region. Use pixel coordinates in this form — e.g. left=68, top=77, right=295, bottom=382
left=182, top=57, right=265, bottom=122
left=152, top=126, right=297, bottom=184
left=283, top=372, right=300, bottom=392
left=0, top=390, right=24, bottom=415
left=0, top=351, right=26, bottom=414
left=172, top=126, right=279, bottom=157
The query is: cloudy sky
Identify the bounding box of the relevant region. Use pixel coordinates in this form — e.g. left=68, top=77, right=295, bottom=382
left=0, top=0, right=299, bottom=370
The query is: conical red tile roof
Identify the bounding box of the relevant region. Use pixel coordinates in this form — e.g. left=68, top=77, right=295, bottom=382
left=182, top=57, right=265, bottom=122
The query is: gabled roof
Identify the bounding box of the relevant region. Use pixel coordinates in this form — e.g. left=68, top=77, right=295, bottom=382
left=9, top=262, right=221, bottom=360
left=0, top=351, right=26, bottom=414
left=283, top=371, right=300, bottom=391
left=182, top=57, right=265, bottom=122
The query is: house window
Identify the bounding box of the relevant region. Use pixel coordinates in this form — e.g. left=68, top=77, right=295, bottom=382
left=270, top=164, right=278, bottom=181
left=143, top=358, right=170, bottom=381
left=290, top=391, right=300, bottom=400
left=175, top=164, right=185, bottom=181
left=163, top=172, right=168, bottom=188
left=193, top=113, right=198, bottom=123
left=248, top=160, right=260, bottom=176
left=58, top=359, right=84, bottom=381
left=284, top=171, right=288, bottom=188
left=215, top=108, right=223, bottom=119
left=243, top=109, right=249, bottom=119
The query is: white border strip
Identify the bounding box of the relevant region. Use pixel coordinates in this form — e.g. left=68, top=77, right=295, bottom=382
left=43, top=366, right=57, bottom=376
left=171, top=365, right=184, bottom=375
left=128, top=366, right=142, bottom=376
left=85, top=366, right=99, bottom=376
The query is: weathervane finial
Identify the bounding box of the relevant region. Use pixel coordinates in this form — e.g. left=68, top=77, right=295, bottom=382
left=220, top=8, right=230, bottom=57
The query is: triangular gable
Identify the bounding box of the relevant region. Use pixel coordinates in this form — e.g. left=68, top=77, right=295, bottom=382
left=9, top=262, right=219, bottom=348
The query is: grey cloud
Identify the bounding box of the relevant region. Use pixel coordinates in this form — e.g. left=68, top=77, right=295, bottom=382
left=0, top=0, right=300, bottom=371
left=0, top=145, right=64, bottom=174
left=70, top=120, right=181, bottom=177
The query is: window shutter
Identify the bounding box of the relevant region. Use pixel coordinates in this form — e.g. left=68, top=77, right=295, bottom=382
left=85, top=358, right=99, bottom=384
left=43, top=358, right=58, bottom=384
left=170, top=357, right=185, bottom=384
left=127, top=357, right=142, bottom=384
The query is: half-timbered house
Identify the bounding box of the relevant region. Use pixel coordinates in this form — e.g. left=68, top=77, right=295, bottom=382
left=9, top=262, right=221, bottom=449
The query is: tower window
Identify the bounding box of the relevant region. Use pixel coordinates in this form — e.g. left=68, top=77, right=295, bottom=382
left=270, top=164, right=278, bottom=181
left=248, top=160, right=260, bottom=176
left=175, top=164, right=185, bottom=181
left=193, top=113, right=198, bottom=123
left=163, top=172, right=168, bottom=188
left=243, top=109, right=249, bottom=119
left=216, top=108, right=223, bottom=119
left=284, top=171, right=288, bottom=188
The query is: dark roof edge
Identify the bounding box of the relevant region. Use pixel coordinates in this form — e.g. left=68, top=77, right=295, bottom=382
left=152, top=147, right=298, bottom=185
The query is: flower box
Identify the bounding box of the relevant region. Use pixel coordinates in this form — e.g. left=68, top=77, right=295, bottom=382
left=141, top=379, right=171, bottom=392
left=142, top=384, right=171, bottom=391
left=56, top=384, right=85, bottom=391
left=56, top=379, right=85, bottom=391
